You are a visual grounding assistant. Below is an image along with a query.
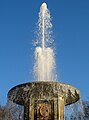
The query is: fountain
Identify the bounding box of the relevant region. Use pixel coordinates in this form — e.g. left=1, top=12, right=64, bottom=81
left=8, top=3, right=80, bottom=120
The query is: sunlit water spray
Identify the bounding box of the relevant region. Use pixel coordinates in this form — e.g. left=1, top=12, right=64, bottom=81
left=34, top=3, right=56, bottom=81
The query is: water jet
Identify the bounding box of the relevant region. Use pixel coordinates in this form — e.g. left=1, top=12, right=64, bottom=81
left=8, top=3, right=80, bottom=120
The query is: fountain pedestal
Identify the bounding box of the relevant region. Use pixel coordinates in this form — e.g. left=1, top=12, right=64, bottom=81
left=8, top=82, right=80, bottom=120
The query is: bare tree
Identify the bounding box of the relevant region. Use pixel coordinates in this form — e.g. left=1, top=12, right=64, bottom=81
left=69, top=101, right=89, bottom=120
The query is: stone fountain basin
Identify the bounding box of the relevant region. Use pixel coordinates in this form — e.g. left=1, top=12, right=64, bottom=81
left=8, top=81, right=80, bottom=106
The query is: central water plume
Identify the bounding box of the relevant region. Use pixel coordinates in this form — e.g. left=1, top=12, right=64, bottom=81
left=34, top=3, right=56, bottom=81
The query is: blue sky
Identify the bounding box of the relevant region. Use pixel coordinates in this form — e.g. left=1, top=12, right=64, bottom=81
left=0, top=0, right=89, bottom=105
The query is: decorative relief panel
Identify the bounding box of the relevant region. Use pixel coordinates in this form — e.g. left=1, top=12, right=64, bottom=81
left=34, top=100, right=54, bottom=120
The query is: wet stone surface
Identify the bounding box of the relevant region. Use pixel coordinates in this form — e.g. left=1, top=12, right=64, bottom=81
left=8, top=81, right=80, bottom=120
